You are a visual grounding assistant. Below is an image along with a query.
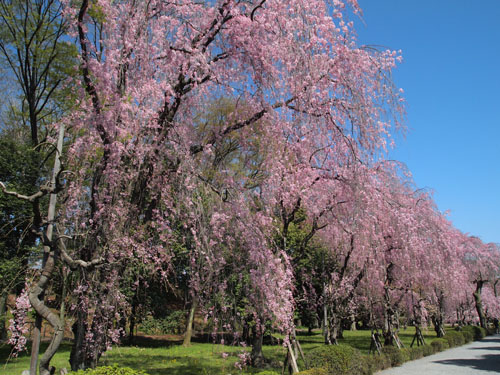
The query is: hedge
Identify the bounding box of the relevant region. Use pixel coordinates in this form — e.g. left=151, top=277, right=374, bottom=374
left=444, top=331, right=465, bottom=347
left=430, top=338, right=449, bottom=352
left=380, top=346, right=409, bottom=367
left=461, top=325, right=487, bottom=340
left=305, top=344, right=368, bottom=375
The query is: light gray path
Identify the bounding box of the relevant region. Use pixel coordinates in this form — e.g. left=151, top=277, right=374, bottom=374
left=377, top=335, right=500, bottom=375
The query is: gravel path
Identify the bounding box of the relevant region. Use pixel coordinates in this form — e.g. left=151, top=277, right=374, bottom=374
left=377, top=334, right=500, bottom=375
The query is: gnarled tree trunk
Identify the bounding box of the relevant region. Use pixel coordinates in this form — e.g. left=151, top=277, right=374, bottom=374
left=29, top=124, right=65, bottom=375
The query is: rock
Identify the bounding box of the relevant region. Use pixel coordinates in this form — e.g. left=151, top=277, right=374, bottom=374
left=21, top=371, right=30, bottom=375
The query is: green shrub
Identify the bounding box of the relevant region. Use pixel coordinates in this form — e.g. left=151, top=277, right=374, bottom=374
left=407, top=346, right=423, bottom=360
left=69, top=365, right=148, bottom=375
left=431, top=338, right=449, bottom=352
left=296, top=368, right=328, bottom=375
left=305, top=344, right=366, bottom=375
left=486, top=326, right=496, bottom=336
left=380, top=346, right=407, bottom=367
left=444, top=331, right=465, bottom=347
left=462, top=325, right=486, bottom=340
left=139, top=311, right=185, bottom=335
left=378, top=354, right=392, bottom=370
left=461, top=330, right=474, bottom=343
left=362, top=353, right=392, bottom=374
left=422, top=344, right=434, bottom=356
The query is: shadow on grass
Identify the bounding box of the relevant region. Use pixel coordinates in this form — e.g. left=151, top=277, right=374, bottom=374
left=339, top=335, right=371, bottom=353
left=0, top=341, right=72, bottom=362
left=433, top=354, right=500, bottom=373
left=104, top=353, right=224, bottom=375
left=128, top=336, right=182, bottom=348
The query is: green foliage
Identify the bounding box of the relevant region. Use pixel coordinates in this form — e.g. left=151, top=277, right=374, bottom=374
left=255, top=371, right=281, bottom=375
left=139, top=311, right=186, bottom=335
left=443, top=331, right=465, bottom=348
left=462, top=325, right=487, bottom=340
left=69, top=364, right=149, bottom=375
left=430, top=338, right=449, bottom=352
left=361, top=354, right=391, bottom=375
left=461, top=329, right=474, bottom=343
left=422, top=344, right=434, bottom=357
left=380, top=346, right=408, bottom=367
left=296, top=368, right=328, bottom=375
left=0, top=136, right=42, bottom=294
left=305, top=344, right=367, bottom=375
left=407, top=346, right=423, bottom=360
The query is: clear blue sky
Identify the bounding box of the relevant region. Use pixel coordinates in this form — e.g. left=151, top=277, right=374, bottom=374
left=355, top=0, right=500, bottom=244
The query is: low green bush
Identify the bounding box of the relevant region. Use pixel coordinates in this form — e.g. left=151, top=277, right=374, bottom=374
left=462, top=325, right=487, bottom=340
left=69, top=365, right=148, bottom=375
left=256, top=371, right=280, bottom=375
left=305, top=344, right=367, bottom=375
left=296, top=368, right=328, bottom=375
left=431, top=338, right=449, bottom=352
left=407, top=346, right=424, bottom=360
left=422, top=344, right=434, bottom=356
left=486, top=326, right=496, bottom=335
left=380, top=346, right=407, bottom=367
left=444, top=331, right=465, bottom=347
left=139, top=311, right=186, bottom=335
left=461, top=330, right=474, bottom=343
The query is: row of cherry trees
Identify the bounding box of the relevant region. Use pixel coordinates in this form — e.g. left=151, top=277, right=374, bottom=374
left=2, top=0, right=499, bottom=374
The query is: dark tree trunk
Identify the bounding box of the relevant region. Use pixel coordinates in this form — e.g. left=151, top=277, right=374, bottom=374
left=128, top=301, right=136, bottom=345
left=70, top=308, right=88, bottom=371
left=473, top=281, right=487, bottom=329
left=0, top=291, right=8, bottom=340
left=383, top=307, right=395, bottom=346
left=250, top=324, right=265, bottom=367
left=432, top=315, right=445, bottom=338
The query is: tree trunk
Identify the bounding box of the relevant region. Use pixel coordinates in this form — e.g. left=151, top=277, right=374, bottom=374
left=183, top=298, right=197, bottom=346
left=473, top=281, right=486, bottom=329
left=350, top=314, right=357, bottom=331
left=29, top=260, right=65, bottom=375
left=250, top=324, right=265, bottom=367
left=383, top=307, right=395, bottom=346
left=432, top=315, right=445, bottom=338
left=323, top=304, right=332, bottom=345
left=70, top=308, right=88, bottom=371
left=128, top=301, right=136, bottom=345
left=327, top=313, right=342, bottom=345
left=29, top=123, right=65, bottom=375
left=0, top=291, right=8, bottom=340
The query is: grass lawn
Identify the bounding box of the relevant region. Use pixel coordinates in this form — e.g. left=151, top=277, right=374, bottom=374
left=1, top=326, right=440, bottom=374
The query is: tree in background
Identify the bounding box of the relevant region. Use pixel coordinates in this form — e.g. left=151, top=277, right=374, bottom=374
left=0, top=0, right=77, bottom=373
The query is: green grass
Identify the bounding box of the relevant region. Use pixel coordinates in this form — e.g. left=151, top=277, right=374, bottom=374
left=0, top=326, right=441, bottom=375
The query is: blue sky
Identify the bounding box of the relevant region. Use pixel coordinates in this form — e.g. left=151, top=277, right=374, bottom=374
left=354, top=0, right=500, bottom=244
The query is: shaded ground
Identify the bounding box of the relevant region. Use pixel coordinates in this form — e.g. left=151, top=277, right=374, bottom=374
left=378, top=334, right=500, bottom=375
